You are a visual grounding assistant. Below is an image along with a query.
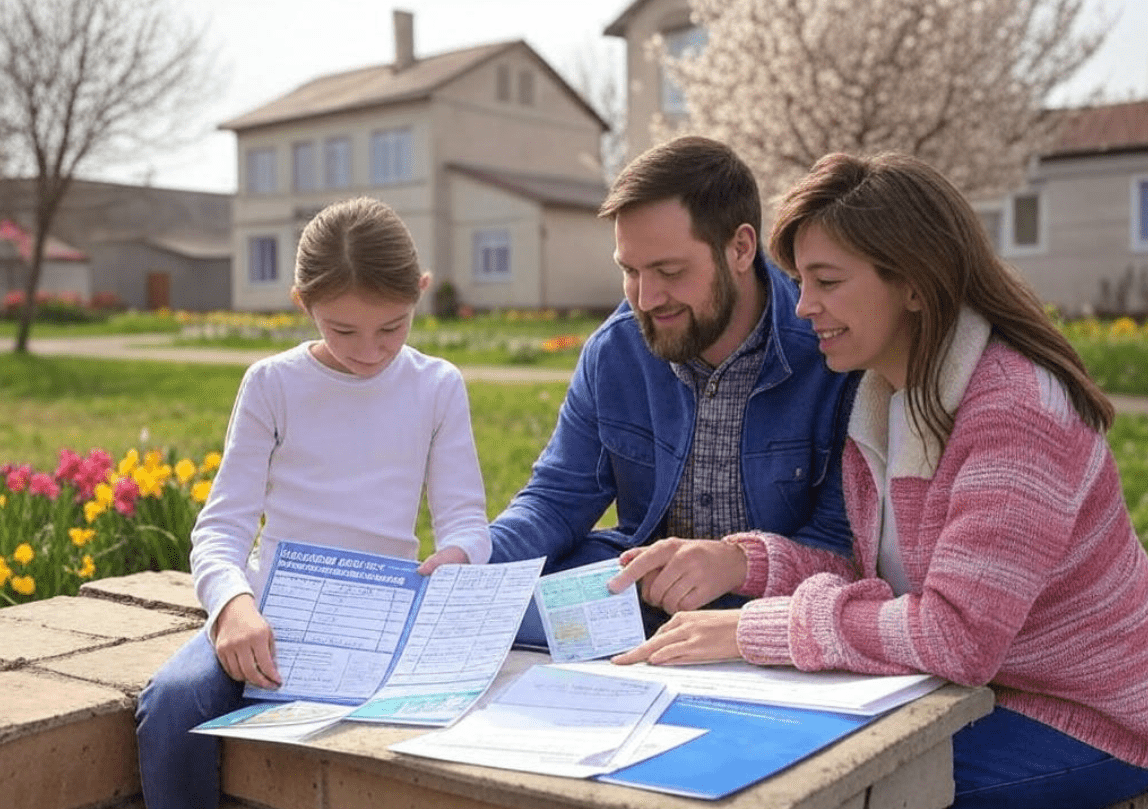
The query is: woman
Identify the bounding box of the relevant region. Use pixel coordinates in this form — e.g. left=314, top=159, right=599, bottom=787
left=612, top=152, right=1148, bottom=808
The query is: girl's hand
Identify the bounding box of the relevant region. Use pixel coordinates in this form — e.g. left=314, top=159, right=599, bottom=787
left=213, top=593, right=282, bottom=689
left=607, top=538, right=748, bottom=614
left=417, top=544, right=469, bottom=575
left=612, top=609, right=742, bottom=666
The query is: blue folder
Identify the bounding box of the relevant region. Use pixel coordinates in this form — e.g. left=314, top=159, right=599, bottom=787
left=598, top=694, right=874, bottom=800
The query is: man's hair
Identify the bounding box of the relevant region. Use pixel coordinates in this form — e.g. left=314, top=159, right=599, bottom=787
left=599, top=135, right=761, bottom=256
left=294, top=196, right=423, bottom=308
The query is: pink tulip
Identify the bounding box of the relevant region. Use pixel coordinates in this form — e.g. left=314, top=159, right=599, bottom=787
left=29, top=472, right=60, bottom=499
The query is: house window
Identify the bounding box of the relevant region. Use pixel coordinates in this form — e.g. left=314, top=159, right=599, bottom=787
left=473, top=229, right=511, bottom=281
left=370, top=128, right=413, bottom=185
left=248, top=236, right=278, bottom=283
left=324, top=136, right=352, bottom=189
left=976, top=207, right=1003, bottom=254
left=1133, top=176, right=1148, bottom=252
left=660, top=26, right=707, bottom=114
left=246, top=148, right=276, bottom=194
left=1005, top=191, right=1044, bottom=254
left=517, top=69, right=535, bottom=106
left=496, top=64, right=511, bottom=102
left=293, top=142, right=316, bottom=192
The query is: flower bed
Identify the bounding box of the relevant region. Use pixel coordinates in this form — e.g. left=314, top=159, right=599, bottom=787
left=0, top=447, right=219, bottom=604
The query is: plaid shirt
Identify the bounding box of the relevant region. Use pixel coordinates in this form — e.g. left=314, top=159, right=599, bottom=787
left=663, top=308, right=771, bottom=540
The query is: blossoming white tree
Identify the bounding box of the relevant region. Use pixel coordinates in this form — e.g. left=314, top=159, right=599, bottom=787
left=656, top=0, right=1109, bottom=200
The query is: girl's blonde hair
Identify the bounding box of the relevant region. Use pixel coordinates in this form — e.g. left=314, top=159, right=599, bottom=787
left=769, top=152, right=1113, bottom=446
left=294, top=196, right=423, bottom=308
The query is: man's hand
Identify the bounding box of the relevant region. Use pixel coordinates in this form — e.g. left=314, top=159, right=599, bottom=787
left=612, top=609, right=742, bottom=665
left=607, top=538, right=748, bottom=613
left=213, top=593, right=282, bottom=689
left=417, top=544, right=469, bottom=575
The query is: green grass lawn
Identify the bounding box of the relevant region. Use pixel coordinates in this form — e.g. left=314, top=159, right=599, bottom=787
left=2, top=343, right=1147, bottom=554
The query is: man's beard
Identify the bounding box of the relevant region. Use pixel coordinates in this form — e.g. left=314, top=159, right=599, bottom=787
left=637, top=252, right=738, bottom=363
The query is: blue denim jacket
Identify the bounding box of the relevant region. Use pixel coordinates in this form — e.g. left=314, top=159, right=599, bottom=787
left=490, top=254, right=857, bottom=570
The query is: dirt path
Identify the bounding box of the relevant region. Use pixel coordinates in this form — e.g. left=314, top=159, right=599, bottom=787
left=4, top=333, right=575, bottom=383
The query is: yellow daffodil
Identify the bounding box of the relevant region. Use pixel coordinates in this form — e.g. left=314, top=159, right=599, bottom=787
left=10, top=575, right=35, bottom=596
left=0, top=494, right=6, bottom=509
left=13, top=543, right=34, bottom=565
left=143, top=449, right=164, bottom=471
left=0, top=559, right=11, bottom=587
left=132, top=466, right=163, bottom=498
left=84, top=500, right=106, bottom=524
left=1112, top=317, right=1137, bottom=338
left=191, top=480, right=213, bottom=504
left=174, top=459, right=196, bottom=484
left=157, top=464, right=173, bottom=485
left=78, top=555, right=96, bottom=579
left=69, top=527, right=96, bottom=547
left=200, top=451, right=222, bottom=473
left=118, top=448, right=140, bottom=476
left=95, top=482, right=114, bottom=507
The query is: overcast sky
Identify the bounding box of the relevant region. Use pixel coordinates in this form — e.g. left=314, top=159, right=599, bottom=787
left=95, top=0, right=1148, bottom=193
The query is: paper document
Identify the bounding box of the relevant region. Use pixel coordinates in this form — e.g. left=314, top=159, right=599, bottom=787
left=534, top=558, right=646, bottom=663
left=237, top=540, right=543, bottom=725
left=191, top=700, right=353, bottom=743
left=554, top=659, right=944, bottom=716
left=390, top=664, right=677, bottom=778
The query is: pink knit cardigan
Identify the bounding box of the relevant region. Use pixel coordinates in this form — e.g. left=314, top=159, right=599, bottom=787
left=729, top=311, right=1148, bottom=767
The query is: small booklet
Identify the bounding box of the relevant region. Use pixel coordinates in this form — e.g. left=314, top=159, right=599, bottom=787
left=195, top=540, right=544, bottom=737
left=534, top=558, right=646, bottom=663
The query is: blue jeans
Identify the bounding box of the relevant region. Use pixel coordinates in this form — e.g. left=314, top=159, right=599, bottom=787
left=953, top=707, right=1148, bottom=808
left=135, top=629, right=253, bottom=809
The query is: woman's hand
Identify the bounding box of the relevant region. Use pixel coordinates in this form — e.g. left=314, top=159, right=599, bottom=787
left=607, top=538, right=748, bottom=613
left=213, top=593, right=282, bottom=689
left=612, top=608, right=742, bottom=666
left=417, top=544, right=469, bottom=575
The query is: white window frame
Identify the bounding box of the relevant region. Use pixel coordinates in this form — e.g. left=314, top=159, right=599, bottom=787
left=1003, top=189, right=1046, bottom=257
left=660, top=26, right=707, bottom=115
left=245, top=148, right=276, bottom=194
left=292, top=141, right=316, bottom=192
left=324, top=136, right=352, bottom=189
left=248, top=236, right=278, bottom=283
left=370, top=127, right=413, bottom=186
left=1132, top=174, right=1148, bottom=253
left=473, top=228, right=511, bottom=282
left=973, top=203, right=1004, bottom=255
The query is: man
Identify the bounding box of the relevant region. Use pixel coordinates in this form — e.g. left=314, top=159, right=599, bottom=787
left=490, top=136, right=856, bottom=645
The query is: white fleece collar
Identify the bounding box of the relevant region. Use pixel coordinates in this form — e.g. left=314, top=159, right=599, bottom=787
left=849, top=307, right=992, bottom=480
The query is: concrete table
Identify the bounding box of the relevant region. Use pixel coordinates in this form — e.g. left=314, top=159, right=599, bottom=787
left=222, top=650, right=994, bottom=809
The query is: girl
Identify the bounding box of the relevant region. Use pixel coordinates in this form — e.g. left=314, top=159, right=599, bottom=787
left=612, top=153, right=1148, bottom=807
left=135, top=196, right=490, bottom=809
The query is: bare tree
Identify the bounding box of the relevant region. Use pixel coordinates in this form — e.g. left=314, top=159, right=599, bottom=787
left=0, top=0, right=216, bottom=352
left=564, top=37, right=629, bottom=182
left=655, top=0, right=1110, bottom=202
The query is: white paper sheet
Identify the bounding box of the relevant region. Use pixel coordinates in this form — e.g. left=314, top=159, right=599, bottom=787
left=390, top=664, right=674, bottom=778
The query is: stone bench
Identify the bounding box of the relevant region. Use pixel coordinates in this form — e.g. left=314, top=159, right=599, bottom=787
left=0, top=571, right=1142, bottom=809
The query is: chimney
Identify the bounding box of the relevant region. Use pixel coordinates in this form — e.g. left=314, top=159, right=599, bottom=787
left=393, top=10, right=414, bottom=71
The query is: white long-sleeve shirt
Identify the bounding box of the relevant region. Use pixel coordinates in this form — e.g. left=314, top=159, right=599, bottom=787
left=190, top=342, right=491, bottom=636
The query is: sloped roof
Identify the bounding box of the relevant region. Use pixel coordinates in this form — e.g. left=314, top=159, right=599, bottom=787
left=220, top=40, right=607, bottom=132
left=604, top=0, right=654, bottom=36
left=0, top=220, right=88, bottom=263
left=448, top=163, right=608, bottom=211
left=1043, top=99, right=1148, bottom=159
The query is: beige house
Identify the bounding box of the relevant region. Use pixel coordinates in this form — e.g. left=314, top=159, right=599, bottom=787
left=605, top=0, right=698, bottom=161
left=220, top=11, right=619, bottom=314
left=975, top=101, right=1148, bottom=317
